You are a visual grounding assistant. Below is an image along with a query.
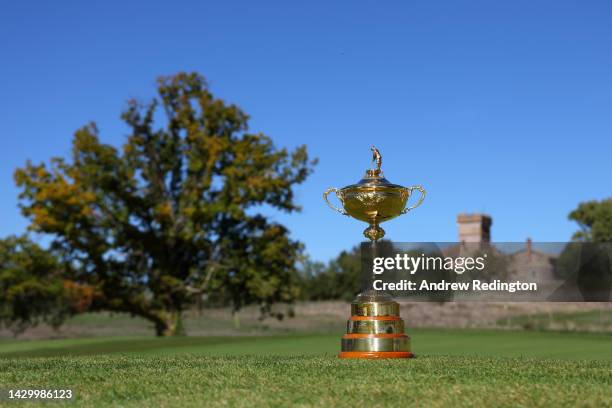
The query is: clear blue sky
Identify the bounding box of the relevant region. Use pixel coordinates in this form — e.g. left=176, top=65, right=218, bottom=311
left=1, top=0, right=610, bottom=261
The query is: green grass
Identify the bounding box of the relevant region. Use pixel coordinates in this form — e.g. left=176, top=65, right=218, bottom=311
left=0, top=330, right=611, bottom=407
left=1, top=329, right=611, bottom=360
left=0, top=355, right=610, bottom=407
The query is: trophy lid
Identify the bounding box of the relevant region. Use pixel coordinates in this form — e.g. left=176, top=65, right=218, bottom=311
left=342, top=146, right=406, bottom=191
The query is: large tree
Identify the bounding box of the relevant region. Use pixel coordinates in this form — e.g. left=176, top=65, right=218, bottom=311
left=15, top=72, right=315, bottom=336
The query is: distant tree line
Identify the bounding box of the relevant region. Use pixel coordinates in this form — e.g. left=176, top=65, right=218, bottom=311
left=297, top=246, right=362, bottom=302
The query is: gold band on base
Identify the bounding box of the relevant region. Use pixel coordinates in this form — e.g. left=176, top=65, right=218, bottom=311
left=351, top=301, right=399, bottom=317
left=341, top=335, right=410, bottom=352
left=347, top=319, right=405, bottom=334
left=338, top=351, right=414, bottom=359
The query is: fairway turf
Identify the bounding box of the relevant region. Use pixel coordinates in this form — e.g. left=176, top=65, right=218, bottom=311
left=1, top=329, right=611, bottom=360
left=0, top=330, right=610, bottom=407
left=0, top=355, right=610, bottom=407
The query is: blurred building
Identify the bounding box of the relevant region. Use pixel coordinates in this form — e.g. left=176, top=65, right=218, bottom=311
left=456, top=213, right=556, bottom=282
left=508, top=238, right=556, bottom=283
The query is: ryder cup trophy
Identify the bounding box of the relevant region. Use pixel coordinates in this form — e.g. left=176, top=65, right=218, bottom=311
left=323, top=146, right=425, bottom=358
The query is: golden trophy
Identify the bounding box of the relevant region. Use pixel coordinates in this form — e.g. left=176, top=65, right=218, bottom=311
left=323, top=146, right=425, bottom=358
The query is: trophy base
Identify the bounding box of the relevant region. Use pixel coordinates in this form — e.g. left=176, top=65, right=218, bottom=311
left=339, top=351, right=414, bottom=359
left=339, top=291, right=414, bottom=359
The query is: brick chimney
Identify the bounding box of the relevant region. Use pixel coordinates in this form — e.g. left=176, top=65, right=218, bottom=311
left=457, top=213, right=492, bottom=243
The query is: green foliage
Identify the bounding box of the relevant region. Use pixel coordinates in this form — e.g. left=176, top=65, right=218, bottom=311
left=468, top=245, right=510, bottom=282
left=14, top=72, right=316, bottom=336
left=556, top=200, right=612, bottom=293
left=299, top=246, right=362, bottom=301
left=0, top=236, right=71, bottom=334
left=569, top=198, right=612, bottom=242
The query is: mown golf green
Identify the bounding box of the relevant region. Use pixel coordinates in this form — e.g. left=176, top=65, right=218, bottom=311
left=0, top=329, right=610, bottom=407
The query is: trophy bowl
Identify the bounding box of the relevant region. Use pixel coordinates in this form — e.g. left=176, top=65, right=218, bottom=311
left=323, top=147, right=425, bottom=241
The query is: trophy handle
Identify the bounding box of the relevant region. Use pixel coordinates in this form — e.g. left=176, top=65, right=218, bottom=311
left=401, top=186, right=426, bottom=214
left=323, top=188, right=348, bottom=215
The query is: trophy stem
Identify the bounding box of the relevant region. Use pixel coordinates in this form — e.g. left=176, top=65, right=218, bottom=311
left=363, top=223, right=385, bottom=241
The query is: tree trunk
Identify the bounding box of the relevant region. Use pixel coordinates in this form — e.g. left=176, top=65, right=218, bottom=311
left=232, top=309, right=241, bottom=330
left=154, top=311, right=181, bottom=336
